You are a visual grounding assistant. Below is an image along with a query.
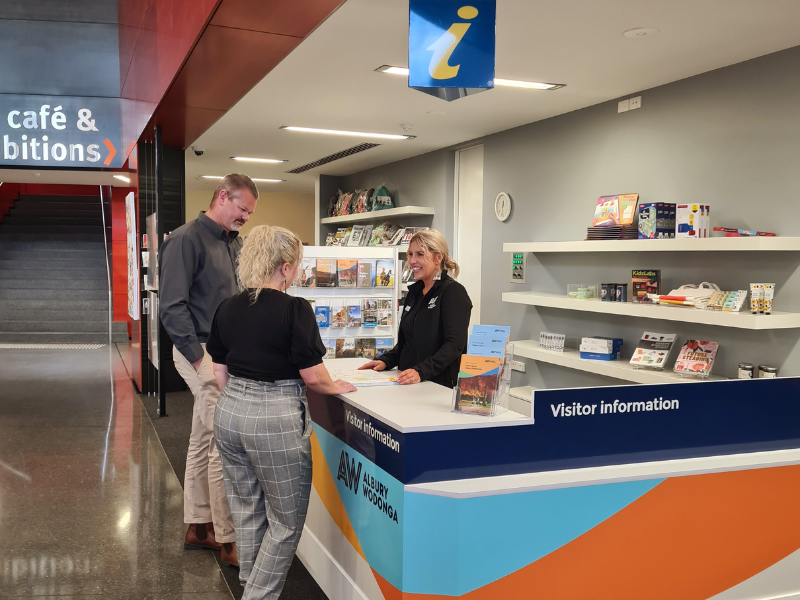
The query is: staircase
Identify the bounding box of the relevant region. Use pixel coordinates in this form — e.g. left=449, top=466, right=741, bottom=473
left=0, top=193, right=128, bottom=344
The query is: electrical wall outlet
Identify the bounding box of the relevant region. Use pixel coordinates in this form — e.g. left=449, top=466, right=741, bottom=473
left=629, top=96, right=642, bottom=110
left=510, top=360, right=526, bottom=372
left=510, top=252, right=526, bottom=283
left=618, top=99, right=630, bottom=113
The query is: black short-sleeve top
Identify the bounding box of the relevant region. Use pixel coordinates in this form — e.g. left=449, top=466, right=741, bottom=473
left=206, top=289, right=325, bottom=382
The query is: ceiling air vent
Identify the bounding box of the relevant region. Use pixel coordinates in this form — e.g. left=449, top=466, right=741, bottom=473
left=285, top=143, right=381, bottom=174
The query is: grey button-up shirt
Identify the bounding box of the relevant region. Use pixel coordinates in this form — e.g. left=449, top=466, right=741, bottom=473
left=159, top=212, right=242, bottom=364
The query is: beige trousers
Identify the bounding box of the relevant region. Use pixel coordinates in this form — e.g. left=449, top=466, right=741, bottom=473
left=173, top=344, right=235, bottom=543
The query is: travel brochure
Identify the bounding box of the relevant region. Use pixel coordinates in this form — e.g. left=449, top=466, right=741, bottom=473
left=293, top=258, right=396, bottom=289
left=324, top=224, right=429, bottom=248
left=454, top=325, right=512, bottom=417
left=320, top=337, right=394, bottom=360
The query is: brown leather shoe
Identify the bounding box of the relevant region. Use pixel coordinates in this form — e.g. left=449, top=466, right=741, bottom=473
left=184, top=523, right=222, bottom=550
left=220, top=542, right=239, bottom=568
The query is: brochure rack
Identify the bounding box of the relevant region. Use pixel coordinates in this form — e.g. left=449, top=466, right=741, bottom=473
left=290, top=246, right=401, bottom=353
left=452, top=343, right=514, bottom=418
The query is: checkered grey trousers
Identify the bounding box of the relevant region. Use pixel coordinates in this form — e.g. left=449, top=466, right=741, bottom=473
left=214, top=375, right=313, bottom=600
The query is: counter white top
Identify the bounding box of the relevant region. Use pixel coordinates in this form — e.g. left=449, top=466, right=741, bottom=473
left=322, top=358, right=531, bottom=433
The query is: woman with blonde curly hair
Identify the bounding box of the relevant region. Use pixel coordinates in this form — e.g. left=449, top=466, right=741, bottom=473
left=206, top=225, right=356, bottom=599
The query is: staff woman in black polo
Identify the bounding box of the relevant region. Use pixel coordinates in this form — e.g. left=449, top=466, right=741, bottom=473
left=207, top=225, right=356, bottom=599
left=359, top=229, right=472, bottom=387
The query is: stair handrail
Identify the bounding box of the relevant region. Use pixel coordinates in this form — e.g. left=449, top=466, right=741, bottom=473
left=98, top=185, right=113, bottom=346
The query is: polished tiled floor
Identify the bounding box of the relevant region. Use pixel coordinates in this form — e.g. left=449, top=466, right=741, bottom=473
left=0, top=346, right=233, bottom=599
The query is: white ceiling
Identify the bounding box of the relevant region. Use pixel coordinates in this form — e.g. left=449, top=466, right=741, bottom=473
left=186, top=0, right=800, bottom=194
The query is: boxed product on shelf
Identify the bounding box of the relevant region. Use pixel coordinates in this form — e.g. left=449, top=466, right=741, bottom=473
left=673, top=340, right=719, bottom=377
left=713, top=227, right=776, bottom=237
left=629, top=332, right=676, bottom=369
left=631, top=269, right=661, bottom=303
left=638, top=203, right=676, bottom=239
left=677, top=204, right=711, bottom=238
left=579, top=351, right=618, bottom=361
left=580, top=337, right=623, bottom=356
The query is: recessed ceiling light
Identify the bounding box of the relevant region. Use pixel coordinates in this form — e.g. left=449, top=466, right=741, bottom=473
left=202, top=175, right=285, bottom=183
left=280, top=126, right=413, bottom=140
left=113, top=175, right=130, bottom=183
left=230, top=156, right=286, bottom=163
left=623, top=27, right=660, bottom=39
left=375, top=65, right=564, bottom=90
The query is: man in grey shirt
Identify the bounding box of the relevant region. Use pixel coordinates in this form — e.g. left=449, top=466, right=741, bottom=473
left=159, top=173, right=258, bottom=567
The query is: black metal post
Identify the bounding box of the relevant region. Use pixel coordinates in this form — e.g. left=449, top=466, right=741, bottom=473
left=155, top=125, right=167, bottom=417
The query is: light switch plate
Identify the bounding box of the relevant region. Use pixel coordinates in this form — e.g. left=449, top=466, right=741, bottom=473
left=510, top=360, right=526, bottom=372
left=618, top=99, right=630, bottom=113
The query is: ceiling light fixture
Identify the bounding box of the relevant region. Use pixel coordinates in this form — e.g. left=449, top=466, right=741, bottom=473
left=374, top=66, right=564, bottom=90
left=202, top=175, right=285, bottom=183
left=280, top=126, right=413, bottom=140
left=230, top=157, right=286, bottom=163
left=113, top=175, right=131, bottom=183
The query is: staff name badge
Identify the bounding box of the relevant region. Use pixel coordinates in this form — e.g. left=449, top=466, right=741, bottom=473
left=408, top=0, right=496, bottom=101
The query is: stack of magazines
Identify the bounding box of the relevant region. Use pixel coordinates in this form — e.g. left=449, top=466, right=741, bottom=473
left=452, top=325, right=513, bottom=417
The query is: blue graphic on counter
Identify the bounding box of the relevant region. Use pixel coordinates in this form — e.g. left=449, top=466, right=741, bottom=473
left=409, top=0, right=496, bottom=89
left=314, top=425, right=404, bottom=589
left=402, top=477, right=662, bottom=595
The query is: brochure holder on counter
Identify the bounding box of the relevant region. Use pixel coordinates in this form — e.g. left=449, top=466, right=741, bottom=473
left=452, top=343, right=514, bottom=418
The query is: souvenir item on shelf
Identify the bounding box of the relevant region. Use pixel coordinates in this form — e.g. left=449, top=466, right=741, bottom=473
left=388, top=228, right=406, bottom=246
left=713, top=227, right=776, bottom=237
left=325, top=232, right=336, bottom=246
left=347, top=299, right=362, bottom=327
left=322, top=338, right=336, bottom=359
left=591, top=194, right=639, bottom=227
left=371, top=185, right=394, bottom=211
left=580, top=337, right=623, bottom=356
left=355, top=188, right=374, bottom=213
left=315, top=259, right=337, bottom=287
left=328, top=192, right=340, bottom=217
left=629, top=332, right=676, bottom=370
left=368, top=224, right=387, bottom=246
left=677, top=203, right=711, bottom=238
left=631, top=270, right=660, bottom=303
left=332, top=228, right=348, bottom=246
left=539, top=332, right=566, bottom=353
left=335, top=337, right=356, bottom=358
left=638, top=202, right=675, bottom=239
left=567, top=284, right=598, bottom=300
left=336, top=259, right=358, bottom=288
left=738, top=363, right=755, bottom=379
left=586, top=225, right=638, bottom=240
left=382, top=224, right=401, bottom=246
left=375, top=260, right=395, bottom=287
left=362, top=298, right=378, bottom=327
left=357, top=260, right=376, bottom=287
left=330, top=300, right=347, bottom=328
left=347, top=225, right=367, bottom=247
left=655, top=282, right=718, bottom=310
left=673, top=340, right=719, bottom=377
left=755, top=283, right=776, bottom=314
left=294, top=258, right=316, bottom=288
left=706, top=290, right=748, bottom=312
left=360, top=225, right=373, bottom=246
left=400, top=227, right=429, bottom=245
left=355, top=337, right=376, bottom=359
left=758, top=365, right=778, bottom=378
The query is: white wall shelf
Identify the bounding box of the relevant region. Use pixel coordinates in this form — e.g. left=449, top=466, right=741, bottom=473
left=512, top=341, right=726, bottom=385
left=509, top=386, right=537, bottom=401
left=502, top=291, right=800, bottom=330
left=321, top=206, right=435, bottom=225
left=503, top=237, right=800, bottom=253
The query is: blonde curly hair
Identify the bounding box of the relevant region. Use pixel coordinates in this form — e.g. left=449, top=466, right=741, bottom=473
left=237, top=225, right=302, bottom=302
left=409, top=229, right=460, bottom=278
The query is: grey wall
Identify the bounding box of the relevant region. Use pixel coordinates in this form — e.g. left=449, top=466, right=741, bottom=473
left=335, top=44, right=800, bottom=387
left=0, top=0, right=120, bottom=98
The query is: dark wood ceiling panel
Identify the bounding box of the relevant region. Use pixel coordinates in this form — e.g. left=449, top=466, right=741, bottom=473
left=161, top=25, right=301, bottom=111
left=152, top=105, right=227, bottom=149
left=210, top=0, right=343, bottom=38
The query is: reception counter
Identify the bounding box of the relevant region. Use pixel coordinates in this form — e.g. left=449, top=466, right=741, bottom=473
left=297, top=358, right=800, bottom=600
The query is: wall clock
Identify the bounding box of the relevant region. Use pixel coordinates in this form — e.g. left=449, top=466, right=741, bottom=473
left=495, top=192, right=512, bottom=222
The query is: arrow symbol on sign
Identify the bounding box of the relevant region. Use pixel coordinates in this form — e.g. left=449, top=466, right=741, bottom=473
left=103, top=139, right=116, bottom=166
